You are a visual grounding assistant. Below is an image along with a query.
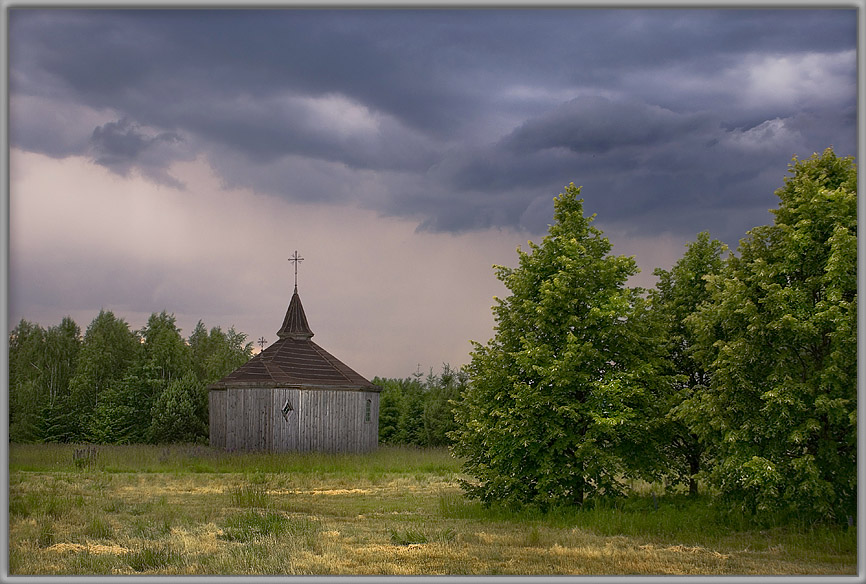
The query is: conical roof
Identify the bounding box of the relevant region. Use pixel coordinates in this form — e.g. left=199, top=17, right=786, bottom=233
left=208, top=286, right=379, bottom=391
left=277, top=286, right=313, bottom=340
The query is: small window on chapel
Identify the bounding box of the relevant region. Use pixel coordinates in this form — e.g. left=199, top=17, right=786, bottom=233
left=282, top=399, right=293, bottom=421
left=364, top=399, right=372, bottom=423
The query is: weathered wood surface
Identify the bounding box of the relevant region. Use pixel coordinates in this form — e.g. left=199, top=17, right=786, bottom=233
left=208, top=390, right=226, bottom=449
left=209, top=387, right=379, bottom=453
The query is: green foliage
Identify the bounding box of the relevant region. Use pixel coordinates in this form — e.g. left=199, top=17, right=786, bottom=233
left=69, top=310, right=141, bottom=440
left=422, top=364, right=467, bottom=446
left=88, top=374, right=151, bottom=444
left=374, top=364, right=467, bottom=447
left=376, top=378, right=404, bottom=444
left=188, top=322, right=254, bottom=385
left=451, top=184, right=658, bottom=508
left=137, top=311, right=192, bottom=408
left=8, top=318, right=82, bottom=443
left=187, top=321, right=253, bottom=433
left=9, top=309, right=252, bottom=446
left=149, top=373, right=208, bottom=444
left=682, top=148, right=857, bottom=521
left=651, top=232, right=727, bottom=494
left=9, top=379, right=45, bottom=444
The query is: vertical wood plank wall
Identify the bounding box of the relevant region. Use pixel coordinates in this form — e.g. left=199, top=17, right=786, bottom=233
left=210, top=387, right=380, bottom=453
left=208, top=390, right=226, bottom=449
left=220, top=388, right=272, bottom=451
left=271, top=388, right=300, bottom=452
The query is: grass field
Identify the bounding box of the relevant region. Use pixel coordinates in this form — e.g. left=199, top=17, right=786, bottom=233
left=7, top=443, right=857, bottom=576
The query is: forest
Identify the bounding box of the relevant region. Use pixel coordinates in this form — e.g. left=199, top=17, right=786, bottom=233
left=7, top=309, right=464, bottom=449
left=8, top=313, right=252, bottom=445
left=8, top=148, right=856, bottom=525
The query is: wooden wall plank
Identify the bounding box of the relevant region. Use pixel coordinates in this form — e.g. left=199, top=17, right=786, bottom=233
left=212, top=386, right=380, bottom=453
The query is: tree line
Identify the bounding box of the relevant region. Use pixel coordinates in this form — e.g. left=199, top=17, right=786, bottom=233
left=8, top=295, right=465, bottom=448
left=373, top=364, right=468, bottom=448
left=450, top=148, right=856, bottom=524
left=9, top=311, right=253, bottom=444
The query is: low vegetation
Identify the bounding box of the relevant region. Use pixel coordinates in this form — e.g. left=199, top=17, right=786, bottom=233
left=8, top=443, right=855, bottom=576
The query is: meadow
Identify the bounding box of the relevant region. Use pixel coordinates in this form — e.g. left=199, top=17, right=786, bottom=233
left=7, top=443, right=857, bottom=576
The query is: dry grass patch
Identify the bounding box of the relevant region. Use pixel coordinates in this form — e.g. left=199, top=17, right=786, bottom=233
left=8, top=444, right=857, bottom=576
left=47, top=542, right=129, bottom=555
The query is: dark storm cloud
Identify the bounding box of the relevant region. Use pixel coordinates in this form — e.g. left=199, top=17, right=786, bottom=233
left=504, top=97, right=714, bottom=155
left=425, top=92, right=853, bottom=243
left=8, top=8, right=857, bottom=246
left=89, top=118, right=186, bottom=186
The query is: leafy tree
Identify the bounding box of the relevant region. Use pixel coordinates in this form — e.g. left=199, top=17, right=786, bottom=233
left=381, top=374, right=426, bottom=445
left=200, top=326, right=253, bottom=384
left=69, top=310, right=141, bottom=440
left=397, top=369, right=427, bottom=445
left=450, top=184, right=658, bottom=508
left=683, top=149, right=857, bottom=520
left=138, top=311, right=191, bottom=388
left=132, top=311, right=192, bottom=440
left=374, top=377, right=405, bottom=444
left=421, top=364, right=467, bottom=447
left=651, top=232, right=727, bottom=495
left=8, top=316, right=84, bottom=443
left=9, top=309, right=253, bottom=445
left=9, top=319, right=48, bottom=442
left=149, top=373, right=207, bottom=443
left=187, top=321, right=253, bottom=432
left=188, top=320, right=211, bottom=380
left=40, top=317, right=82, bottom=442
left=374, top=364, right=466, bottom=447
left=87, top=375, right=146, bottom=444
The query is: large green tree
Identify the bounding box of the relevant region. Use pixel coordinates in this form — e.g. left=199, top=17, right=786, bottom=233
left=40, top=317, right=83, bottom=442
left=188, top=322, right=253, bottom=385
left=186, top=321, right=253, bottom=435
left=135, top=311, right=193, bottom=441
left=150, top=372, right=207, bottom=443
left=138, top=311, right=191, bottom=389
left=87, top=374, right=148, bottom=444
left=651, top=232, right=727, bottom=495
left=683, top=149, right=857, bottom=520
left=69, top=310, right=141, bottom=440
left=451, top=184, right=659, bottom=508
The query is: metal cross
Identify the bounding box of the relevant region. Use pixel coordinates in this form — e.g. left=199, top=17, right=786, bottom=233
left=258, top=336, right=267, bottom=351
left=288, top=250, right=304, bottom=289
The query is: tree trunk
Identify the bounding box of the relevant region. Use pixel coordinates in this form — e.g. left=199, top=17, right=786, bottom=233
left=688, top=455, right=700, bottom=496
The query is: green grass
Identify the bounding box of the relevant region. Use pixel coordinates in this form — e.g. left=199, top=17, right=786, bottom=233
left=228, top=482, right=270, bottom=508
left=7, top=443, right=856, bottom=576
left=219, top=511, right=319, bottom=543
left=125, top=545, right=183, bottom=572
left=9, top=442, right=460, bottom=476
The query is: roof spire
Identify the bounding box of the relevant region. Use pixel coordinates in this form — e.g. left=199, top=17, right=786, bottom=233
left=277, top=251, right=314, bottom=340
left=289, top=250, right=304, bottom=291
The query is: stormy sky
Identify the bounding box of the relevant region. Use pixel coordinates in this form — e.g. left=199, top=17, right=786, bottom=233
left=7, top=8, right=858, bottom=379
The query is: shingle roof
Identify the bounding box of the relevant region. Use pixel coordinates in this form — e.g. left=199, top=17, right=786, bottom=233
left=208, top=286, right=379, bottom=391
left=277, top=286, right=313, bottom=340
